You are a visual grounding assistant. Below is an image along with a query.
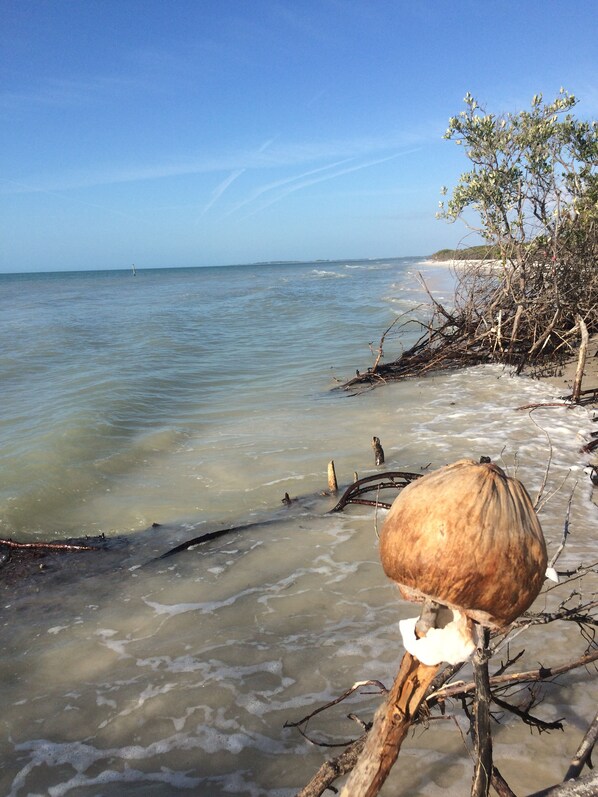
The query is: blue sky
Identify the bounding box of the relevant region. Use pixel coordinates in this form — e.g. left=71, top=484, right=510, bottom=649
left=1, top=0, right=597, bottom=272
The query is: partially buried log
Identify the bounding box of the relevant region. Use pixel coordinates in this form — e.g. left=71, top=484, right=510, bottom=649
left=0, top=537, right=100, bottom=552
left=0, top=535, right=107, bottom=586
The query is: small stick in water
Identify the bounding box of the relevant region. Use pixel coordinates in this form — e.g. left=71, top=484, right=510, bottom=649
left=372, top=437, right=385, bottom=466
left=328, top=460, right=338, bottom=493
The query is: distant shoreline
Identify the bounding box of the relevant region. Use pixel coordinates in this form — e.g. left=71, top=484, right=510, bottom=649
left=429, top=244, right=502, bottom=262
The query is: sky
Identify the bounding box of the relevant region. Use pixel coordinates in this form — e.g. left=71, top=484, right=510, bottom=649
left=1, top=0, right=597, bottom=272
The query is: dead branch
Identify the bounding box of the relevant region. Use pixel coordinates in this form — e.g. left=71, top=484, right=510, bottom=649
left=491, top=693, right=564, bottom=733
left=546, top=488, right=576, bottom=569
left=342, top=245, right=598, bottom=390
left=370, top=315, right=405, bottom=374
left=296, top=737, right=366, bottom=797
left=492, top=767, right=517, bottom=797
left=0, top=537, right=99, bottom=552
left=338, top=652, right=440, bottom=797
left=471, top=627, right=493, bottom=797
left=284, top=680, right=387, bottom=734
left=571, top=316, right=590, bottom=404
left=428, top=650, right=598, bottom=705
left=527, top=769, right=598, bottom=797
left=564, top=708, right=598, bottom=781
left=329, top=471, right=421, bottom=513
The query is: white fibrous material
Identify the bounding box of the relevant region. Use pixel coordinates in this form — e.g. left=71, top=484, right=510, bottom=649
left=399, top=609, right=476, bottom=666
left=545, top=567, right=559, bottom=583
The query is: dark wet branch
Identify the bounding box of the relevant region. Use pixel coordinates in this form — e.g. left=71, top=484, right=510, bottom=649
left=284, top=680, right=387, bottom=732
left=329, top=471, right=421, bottom=513
left=0, top=537, right=99, bottom=552
left=471, top=627, right=493, bottom=797
left=491, top=693, right=564, bottom=733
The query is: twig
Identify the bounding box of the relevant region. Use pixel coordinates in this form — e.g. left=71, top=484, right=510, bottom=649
left=428, top=650, right=598, bottom=705
left=524, top=409, right=553, bottom=509
left=284, top=681, right=388, bottom=731
left=471, top=627, right=493, bottom=797
left=547, top=487, right=576, bottom=569
left=563, top=708, right=598, bottom=781
left=491, top=693, right=564, bottom=733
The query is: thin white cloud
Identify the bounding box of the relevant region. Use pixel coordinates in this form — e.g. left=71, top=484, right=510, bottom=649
left=0, top=75, right=142, bottom=111
left=1, top=131, right=432, bottom=195
left=0, top=177, right=141, bottom=220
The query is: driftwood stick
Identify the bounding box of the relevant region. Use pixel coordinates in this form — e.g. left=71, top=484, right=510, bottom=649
left=563, top=708, right=598, bottom=781
left=294, top=662, right=466, bottom=797
left=491, top=767, right=517, bottom=797
left=330, top=471, right=420, bottom=513
left=527, top=769, right=598, bottom=797
left=471, top=626, right=493, bottom=797
left=428, top=650, right=598, bottom=704
left=571, top=315, right=589, bottom=404
left=0, top=537, right=99, bottom=552
left=338, top=652, right=440, bottom=797
left=153, top=518, right=281, bottom=561
left=328, top=460, right=338, bottom=493
left=296, top=736, right=367, bottom=797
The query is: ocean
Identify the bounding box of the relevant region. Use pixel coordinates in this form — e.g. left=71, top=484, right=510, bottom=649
left=0, top=258, right=596, bottom=795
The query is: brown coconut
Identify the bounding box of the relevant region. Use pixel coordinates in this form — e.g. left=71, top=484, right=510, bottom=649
left=379, top=459, right=547, bottom=628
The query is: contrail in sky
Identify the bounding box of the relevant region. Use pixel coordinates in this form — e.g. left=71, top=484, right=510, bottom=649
left=199, top=168, right=246, bottom=217
left=199, top=136, right=279, bottom=219
left=219, top=156, right=355, bottom=220
left=242, top=149, right=420, bottom=218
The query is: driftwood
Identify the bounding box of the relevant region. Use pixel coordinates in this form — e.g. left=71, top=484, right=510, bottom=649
left=341, top=256, right=597, bottom=391
left=0, top=537, right=99, bottom=552
left=330, top=471, right=421, bottom=513
left=327, top=460, right=338, bottom=493
left=471, top=627, right=493, bottom=797
left=564, top=709, right=598, bottom=781
left=292, top=644, right=598, bottom=797
left=338, top=651, right=439, bottom=796
left=291, top=532, right=598, bottom=797
left=571, top=316, right=590, bottom=404
left=0, top=534, right=116, bottom=588
left=528, top=771, right=598, bottom=797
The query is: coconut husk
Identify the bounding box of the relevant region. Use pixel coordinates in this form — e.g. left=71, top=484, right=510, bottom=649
left=379, top=459, right=547, bottom=627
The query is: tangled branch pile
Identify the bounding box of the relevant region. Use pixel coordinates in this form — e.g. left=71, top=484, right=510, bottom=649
left=345, top=91, right=598, bottom=389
